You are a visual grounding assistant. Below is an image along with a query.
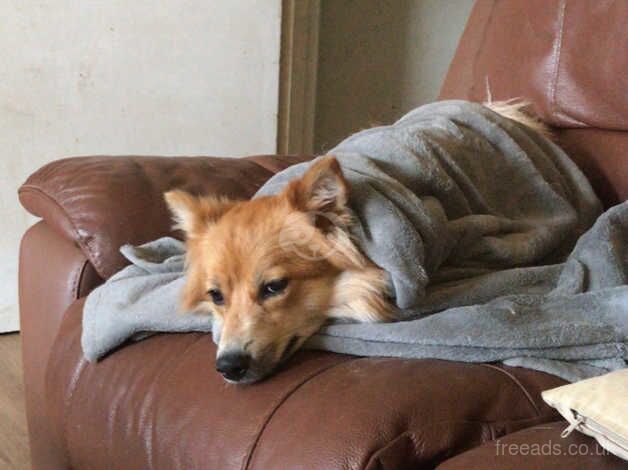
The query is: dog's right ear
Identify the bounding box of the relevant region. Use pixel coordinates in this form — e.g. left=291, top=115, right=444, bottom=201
left=164, top=190, right=234, bottom=237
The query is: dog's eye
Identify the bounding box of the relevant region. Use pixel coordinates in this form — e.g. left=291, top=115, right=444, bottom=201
left=207, top=288, right=224, bottom=305
left=260, top=278, right=289, bottom=299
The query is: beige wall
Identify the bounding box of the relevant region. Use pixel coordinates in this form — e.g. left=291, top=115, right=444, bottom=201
left=315, top=0, right=473, bottom=152
left=1, top=0, right=473, bottom=331
left=0, top=1, right=282, bottom=331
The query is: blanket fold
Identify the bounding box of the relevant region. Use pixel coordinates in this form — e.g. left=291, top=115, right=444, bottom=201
left=81, top=101, right=627, bottom=382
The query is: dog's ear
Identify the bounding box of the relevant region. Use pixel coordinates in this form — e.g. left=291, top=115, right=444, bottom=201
left=164, top=190, right=234, bottom=237
left=285, top=155, right=348, bottom=214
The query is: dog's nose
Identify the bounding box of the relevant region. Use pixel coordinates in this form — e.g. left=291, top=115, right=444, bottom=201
left=216, top=352, right=251, bottom=381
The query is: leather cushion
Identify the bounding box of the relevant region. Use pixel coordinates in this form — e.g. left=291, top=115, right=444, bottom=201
left=439, top=0, right=628, bottom=131
left=19, top=155, right=311, bottom=279
left=46, top=299, right=567, bottom=469
left=439, top=0, right=628, bottom=208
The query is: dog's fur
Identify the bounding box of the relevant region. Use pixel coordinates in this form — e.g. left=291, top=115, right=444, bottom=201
left=165, top=101, right=548, bottom=383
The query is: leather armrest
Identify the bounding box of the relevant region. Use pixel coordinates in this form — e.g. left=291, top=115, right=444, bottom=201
left=18, top=154, right=311, bottom=279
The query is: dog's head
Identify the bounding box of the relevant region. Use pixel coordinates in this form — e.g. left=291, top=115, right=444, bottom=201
left=165, top=156, right=392, bottom=384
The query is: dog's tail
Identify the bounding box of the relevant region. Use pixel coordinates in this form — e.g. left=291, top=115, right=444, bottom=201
left=484, top=99, right=553, bottom=140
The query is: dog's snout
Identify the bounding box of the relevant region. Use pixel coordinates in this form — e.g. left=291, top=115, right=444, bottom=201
left=216, top=352, right=251, bottom=382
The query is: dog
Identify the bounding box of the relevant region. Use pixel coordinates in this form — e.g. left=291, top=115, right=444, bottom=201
left=165, top=101, right=549, bottom=384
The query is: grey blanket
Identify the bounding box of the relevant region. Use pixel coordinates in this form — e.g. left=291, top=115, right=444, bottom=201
left=82, top=101, right=627, bottom=382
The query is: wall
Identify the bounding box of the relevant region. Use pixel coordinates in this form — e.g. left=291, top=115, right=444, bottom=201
left=0, top=0, right=282, bottom=331
left=315, top=0, right=474, bottom=152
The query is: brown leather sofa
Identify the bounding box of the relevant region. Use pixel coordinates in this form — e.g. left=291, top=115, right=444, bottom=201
left=18, top=1, right=626, bottom=468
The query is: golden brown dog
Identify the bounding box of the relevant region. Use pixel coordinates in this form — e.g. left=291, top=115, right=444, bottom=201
left=165, top=101, right=547, bottom=384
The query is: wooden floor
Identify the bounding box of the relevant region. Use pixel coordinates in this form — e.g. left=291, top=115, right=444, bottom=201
left=0, top=333, right=30, bottom=469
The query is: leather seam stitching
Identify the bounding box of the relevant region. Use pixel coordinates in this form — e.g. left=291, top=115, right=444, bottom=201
left=475, top=0, right=497, bottom=99
left=549, top=0, right=566, bottom=121
left=18, top=185, right=106, bottom=278
left=479, top=363, right=541, bottom=415
left=548, top=1, right=588, bottom=127
left=71, top=260, right=90, bottom=300
left=242, top=356, right=358, bottom=470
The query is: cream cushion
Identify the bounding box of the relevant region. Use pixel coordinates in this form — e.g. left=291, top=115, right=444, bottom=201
left=542, top=369, right=628, bottom=461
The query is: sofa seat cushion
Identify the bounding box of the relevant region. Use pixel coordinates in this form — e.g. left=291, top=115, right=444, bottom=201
left=437, top=421, right=627, bottom=469
left=46, top=299, right=566, bottom=469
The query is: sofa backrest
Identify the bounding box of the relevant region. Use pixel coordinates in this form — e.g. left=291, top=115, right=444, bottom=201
left=439, top=0, right=627, bottom=207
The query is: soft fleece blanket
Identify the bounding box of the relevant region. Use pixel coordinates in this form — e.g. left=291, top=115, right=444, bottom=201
left=82, top=101, right=627, bottom=382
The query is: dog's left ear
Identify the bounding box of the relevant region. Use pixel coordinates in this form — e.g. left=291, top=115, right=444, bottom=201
left=285, top=155, right=348, bottom=214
